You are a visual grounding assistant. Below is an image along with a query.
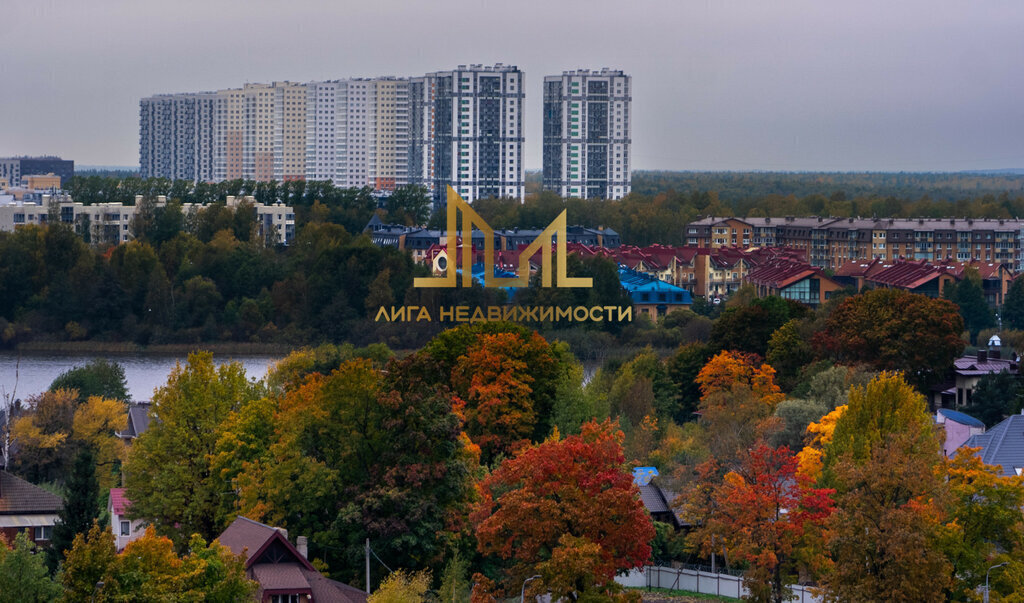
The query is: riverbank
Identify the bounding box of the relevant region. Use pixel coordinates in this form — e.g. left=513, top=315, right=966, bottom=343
left=12, top=341, right=296, bottom=356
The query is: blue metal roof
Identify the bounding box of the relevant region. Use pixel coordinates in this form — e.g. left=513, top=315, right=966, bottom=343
left=633, top=466, right=659, bottom=486
left=618, top=268, right=692, bottom=306
left=938, top=408, right=986, bottom=429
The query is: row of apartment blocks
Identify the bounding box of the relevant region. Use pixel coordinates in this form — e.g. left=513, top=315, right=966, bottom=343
left=139, top=66, right=631, bottom=207
left=686, top=216, right=1024, bottom=271
left=0, top=194, right=295, bottom=245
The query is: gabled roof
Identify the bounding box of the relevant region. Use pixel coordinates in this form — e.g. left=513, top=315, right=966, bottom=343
left=108, top=488, right=130, bottom=516
left=963, top=413, right=1024, bottom=477
left=746, top=258, right=833, bottom=291
left=118, top=402, right=152, bottom=439
left=217, top=517, right=366, bottom=603
left=937, top=408, right=985, bottom=429
left=0, top=471, right=63, bottom=514
left=219, top=516, right=315, bottom=571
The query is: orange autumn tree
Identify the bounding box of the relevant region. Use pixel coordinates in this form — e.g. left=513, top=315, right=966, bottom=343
left=694, top=351, right=784, bottom=471
left=698, top=444, right=834, bottom=603
left=451, top=331, right=554, bottom=462
left=471, top=420, right=653, bottom=602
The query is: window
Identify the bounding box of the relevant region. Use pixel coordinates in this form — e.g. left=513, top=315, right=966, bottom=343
left=34, top=526, right=52, bottom=541
left=120, top=521, right=130, bottom=537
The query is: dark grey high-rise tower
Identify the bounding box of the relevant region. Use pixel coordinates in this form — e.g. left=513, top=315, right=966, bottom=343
left=543, top=69, right=631, bottom=200
left=139, top=92, right=217, bottom=181
left=413, top=64, right=524, bottom=208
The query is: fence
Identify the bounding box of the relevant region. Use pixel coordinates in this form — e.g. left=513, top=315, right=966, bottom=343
left=616, top=565, right=822, bottom=602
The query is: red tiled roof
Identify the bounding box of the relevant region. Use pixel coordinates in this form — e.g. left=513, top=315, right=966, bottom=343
left=108, top=488, right=130, bottom=516
left=867, top=259, right=957, bottom=289
left=746, top=258, right=831, bottom=290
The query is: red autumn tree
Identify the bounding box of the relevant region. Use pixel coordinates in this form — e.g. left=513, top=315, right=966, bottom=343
left=814, top=288, right=963, bottom=392
left=699, top=444, right=834, bottom=603
left=471, top=420, right=653, bottom=602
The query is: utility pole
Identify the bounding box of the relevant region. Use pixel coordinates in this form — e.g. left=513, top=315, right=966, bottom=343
left=365, top=538, right=371, bottom=595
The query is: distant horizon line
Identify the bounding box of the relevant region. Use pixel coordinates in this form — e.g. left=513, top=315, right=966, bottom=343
left=74, top=166, right=1024, bottom=176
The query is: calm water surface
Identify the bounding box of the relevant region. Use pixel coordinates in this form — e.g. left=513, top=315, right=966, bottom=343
left=0, top=352, right=281, bottom=401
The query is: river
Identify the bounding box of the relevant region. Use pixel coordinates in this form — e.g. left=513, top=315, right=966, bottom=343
left=0, top=352, right=282, bottom=402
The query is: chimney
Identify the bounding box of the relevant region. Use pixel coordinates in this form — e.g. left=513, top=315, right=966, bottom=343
left=990, top=348, right=1001, bottom=360
left=977, top=349, right=988, bottom=363
left=297, top=536, right=308, bottom=559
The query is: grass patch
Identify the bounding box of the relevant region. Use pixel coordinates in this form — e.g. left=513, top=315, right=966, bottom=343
left=628, top=586, right=735, bottom=601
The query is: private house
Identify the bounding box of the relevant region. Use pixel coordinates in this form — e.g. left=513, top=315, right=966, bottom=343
left=936, top=409, right=986, bottom=458
left=116, top=401, right=152, bottom=446
left=108, top=488, right=145, bottom=551
left=633, top=468, right=685, bottom=531
left=962, top=412, right=1024, bottom=477
left=935, top=348, right=1019, bottom=409
left=218, top=516, right=367, bottom=603
left=0, top=470, right=63, bottom=545
left=618, top=268, right=692, bottom=321
left=744, top=258, right=844, bottom=307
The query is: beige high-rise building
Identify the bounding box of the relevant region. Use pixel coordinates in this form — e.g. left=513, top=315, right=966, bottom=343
left=274, top=82, right=308, bottom=181
left=215, top=87, right=245, bottom=181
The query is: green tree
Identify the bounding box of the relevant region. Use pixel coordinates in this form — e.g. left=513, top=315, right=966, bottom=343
left=1003, top=277, right=1024, bottom=330
left=49, top=359, right=129, bottom=403
left=123, top=352, right=264, bottom=546
left=711, top=296, right=807, bottom=357
left=0, top=532, right=61, bottom=602
left=820, top=374, right=949, bottom=601
left=948, top=269, right=995, bottom=344
left=967, top=371, right=1023, bottom=428
left=47, top=447, right=100, bottom=571
left=666, top=342, right=713, bottom=423
left=236, top=355, right=480, bottom=586
left=766, top=319, right=814, bottom=391
left=769, top=398, right=829, bottom=451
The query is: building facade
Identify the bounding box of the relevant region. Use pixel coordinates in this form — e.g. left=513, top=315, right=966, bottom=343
left=139, top=93, right=217, bottom=181
left=419, top=64, right=525, bottom=207
left=0, top=194, right=295, bottom=245
left=0, top=156, right=75, bottom=189
left=543, top=69, right=631, bottom=200
left=687, top=216, right=1024, bottom=271
left=142, top=65, right=523, bottom=203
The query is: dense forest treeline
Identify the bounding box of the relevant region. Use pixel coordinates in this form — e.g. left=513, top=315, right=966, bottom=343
left=5, top=172, right=1024, bottom=347
left=629, top=170, right=1024, bottom=204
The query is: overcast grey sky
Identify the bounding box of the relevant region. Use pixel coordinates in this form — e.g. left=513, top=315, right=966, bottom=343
left=2, top=0, right=1022, bottom=171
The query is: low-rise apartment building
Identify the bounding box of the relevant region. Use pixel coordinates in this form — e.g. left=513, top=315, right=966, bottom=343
left=686, top=216, right=1023, bottom=271
left=0, top=194, right=295, bottom=245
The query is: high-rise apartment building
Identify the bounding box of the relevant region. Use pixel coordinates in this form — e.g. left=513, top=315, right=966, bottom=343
left=543, top=69, right=631, bottom=200
left=139, top=93, right=217, bottom=182
left=419, top=64, right=524, bottom=207
left=304, top=78, right=411, bottom=190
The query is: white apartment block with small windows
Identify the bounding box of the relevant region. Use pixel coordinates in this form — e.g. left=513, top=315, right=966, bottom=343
left=543, top=69, right=631, bottom=200
left=305, top=78, right=411, bottom=190
left=0, top=195, right=295, bottom=245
